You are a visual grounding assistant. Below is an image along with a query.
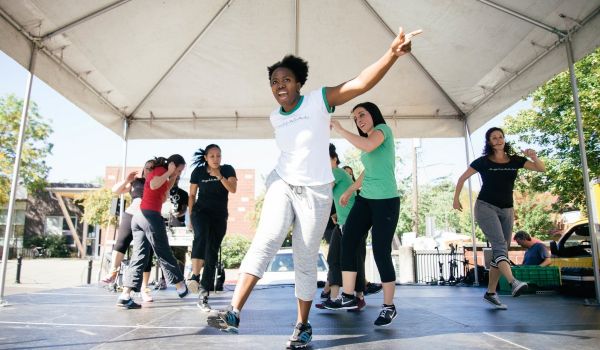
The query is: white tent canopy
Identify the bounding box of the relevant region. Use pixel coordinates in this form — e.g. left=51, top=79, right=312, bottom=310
left=1, top=0, right=600, bottom=303
left=1, top=0, right=599, bottom=139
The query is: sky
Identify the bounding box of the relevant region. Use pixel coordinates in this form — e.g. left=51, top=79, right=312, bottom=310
left=0, top=50, right=532, bottom=193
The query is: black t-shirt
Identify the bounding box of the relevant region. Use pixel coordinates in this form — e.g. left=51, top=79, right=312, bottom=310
left=130, top=178, right=145, bottom=199
left=190, top=164, right=236, bottom=216
left=169, top=185, right=189, bottom=217
left=470, top=155, right=527, bottom=208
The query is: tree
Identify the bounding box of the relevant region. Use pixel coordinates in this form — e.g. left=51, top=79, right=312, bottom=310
left=504, top=48, right=600, bottom=212
left=513, top=190, right=555, bottom=240
left=75, top=188, right=120, bottom=228
left=0, top=94, right=53, bottom=206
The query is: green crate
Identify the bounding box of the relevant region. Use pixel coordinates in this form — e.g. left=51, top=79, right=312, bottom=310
left=498, top=266, right=561, bottom=293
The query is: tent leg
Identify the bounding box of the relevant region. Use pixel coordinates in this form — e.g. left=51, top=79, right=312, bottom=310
left=565, top=38, right=600, bottom=306
left=463, top=121, right=479, bottom=286
left=0, top=47, right=37, bottom=305
left=117, top=119, right=129, bottom=226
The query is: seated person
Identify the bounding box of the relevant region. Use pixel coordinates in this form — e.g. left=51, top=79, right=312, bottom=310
left=514, top=230, right=551, bottom=266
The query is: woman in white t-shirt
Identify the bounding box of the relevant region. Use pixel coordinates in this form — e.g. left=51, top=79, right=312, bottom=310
left=208, top=27, right=422, bottom=349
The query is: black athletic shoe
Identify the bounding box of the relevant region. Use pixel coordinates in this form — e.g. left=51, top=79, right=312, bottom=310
left=323, top=293, right=358, bottom=310
left=116, top=298, right=141, bottom=309
left=286, top=322, right=312, bottom=349
left=374, top=305, right=397, bottom=326
left=177, top=285, right=189, bottom=298
left=364, top=282, right=383, bottom=296
left=207, top=306, right=240, bottom=334
left=197, top=295, right=211, bottom=312
left=320, top=289, right=331, bottom=301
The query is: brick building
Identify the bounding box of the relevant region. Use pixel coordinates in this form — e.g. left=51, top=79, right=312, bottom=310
left=104, top=166, right=256, bottom=239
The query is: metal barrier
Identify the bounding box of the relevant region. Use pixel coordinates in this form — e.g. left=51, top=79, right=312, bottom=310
left=413, top=248, right=467, bottom=284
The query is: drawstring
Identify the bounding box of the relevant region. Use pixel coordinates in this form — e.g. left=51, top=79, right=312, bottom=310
left=289, top=184, right=312, bottom=209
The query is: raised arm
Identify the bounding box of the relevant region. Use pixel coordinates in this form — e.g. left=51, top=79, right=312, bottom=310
left=522, top=149, right=545, bottom=172
left=150, top=163, right=175, bottom=190
left=453, top=167, right=478, bottom=211
left=330, top=120, right=384, bottom=153
left=325, top=27, right=422, bottom=107
left=111, top=171, right=138, bottom=194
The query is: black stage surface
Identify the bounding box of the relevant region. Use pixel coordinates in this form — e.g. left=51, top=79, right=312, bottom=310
left=0, top=284, right=599, bottom=349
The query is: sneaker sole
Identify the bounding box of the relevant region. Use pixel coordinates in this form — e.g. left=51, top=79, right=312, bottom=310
left=116, top=302, right=141, bottom=310
left=207, top=317, right=238, bottom=334
left=483, top=298, right=507, bottom=310
left=197, top=304, right=212, bottom=312
left=512, top=284, right=528, bottom=297
left=287, top=340, right=311, bottom=349
left=323, top=304, right=358, bottom=311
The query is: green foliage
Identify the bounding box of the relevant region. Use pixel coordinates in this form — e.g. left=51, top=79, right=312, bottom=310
left=0, top=94, right=53, bottom=206
left=221, top=234, right=251, bottom=268
left=504, top=48, right=600, bottom=212
left=398, top=178, right=485, bottom=241
left=247, top=192, right=264, bottom=229
left=75, top=188, right=119, bottom=227
left=44, top=235, right=71, bottom=257
left=513, top=191, right=555, bottom=240
left=23, top=234, right=70, bottom=257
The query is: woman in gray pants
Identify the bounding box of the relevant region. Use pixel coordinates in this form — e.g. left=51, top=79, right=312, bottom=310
left=207, top=26, right=422, bottom=349
left=116, top=154, right=189, bottom=309
left=453, top=127, right=545, bottom=309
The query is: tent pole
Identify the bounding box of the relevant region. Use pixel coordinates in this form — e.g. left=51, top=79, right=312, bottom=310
left=463, top=121, right=479, bottom=286
left=565, top=38, right=600, bottom=305
left=118, top=119, right=130, bottom=226
left=0, top=47, right=37, bottom=306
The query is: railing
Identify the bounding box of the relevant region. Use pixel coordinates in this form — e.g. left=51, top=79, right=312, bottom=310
left=413, top=249, right=467, bottom=284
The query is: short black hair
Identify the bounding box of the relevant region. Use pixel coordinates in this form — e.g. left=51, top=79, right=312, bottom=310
left=267, top=55, right=309, bottom=86
left=329, top=143, right=340, bottom=166
left=513, top=230, right=531, bottom=241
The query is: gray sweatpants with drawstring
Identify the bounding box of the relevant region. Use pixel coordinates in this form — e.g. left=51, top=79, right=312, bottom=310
left=239, top=171, right=332, bottom=301
left=474, top=199, right=514, bottom=267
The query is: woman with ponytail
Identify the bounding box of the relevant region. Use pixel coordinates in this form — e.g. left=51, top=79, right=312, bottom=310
left=117, top=154, right=189, bottom=309
left=187, top=144, right=237, bottom=312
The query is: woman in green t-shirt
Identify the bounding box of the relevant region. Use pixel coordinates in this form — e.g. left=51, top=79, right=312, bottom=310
left=326, top=102, right=400, bottom=327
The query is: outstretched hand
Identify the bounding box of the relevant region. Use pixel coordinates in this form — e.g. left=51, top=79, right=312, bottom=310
left=522, top=148, right=538, bottom=160
left=391, top=27, right=423, bottom=57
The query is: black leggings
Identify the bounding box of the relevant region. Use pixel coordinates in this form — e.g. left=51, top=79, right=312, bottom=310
left=341, top=196, right=400, bottom=283
left=191, top=210, right=227, bottom=294
left=114, top=212, right=152, bottom=272
left=327, top=225, right=366, bottom=292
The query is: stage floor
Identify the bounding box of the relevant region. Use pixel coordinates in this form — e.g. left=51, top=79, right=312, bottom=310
left=1, top=283, right=599, bottom=349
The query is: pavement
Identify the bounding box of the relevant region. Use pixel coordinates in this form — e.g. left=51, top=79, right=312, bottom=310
left=0, top=258, right=599, bottom=349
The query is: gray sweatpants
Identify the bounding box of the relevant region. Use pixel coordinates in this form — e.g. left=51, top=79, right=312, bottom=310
left=240, top=171, right=332, bottom=301
left=474, top=200, right=514, bottom=266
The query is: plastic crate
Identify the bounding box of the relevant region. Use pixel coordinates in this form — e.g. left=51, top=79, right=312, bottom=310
left=498, top=266, right=561, bottom=293
left=550, top=257, right=593, bottom=268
